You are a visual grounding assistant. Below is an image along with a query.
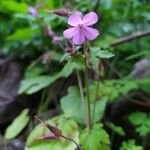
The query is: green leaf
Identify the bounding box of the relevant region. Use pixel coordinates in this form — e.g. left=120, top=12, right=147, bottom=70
left=128, top=112, right=150, bottom=137
left=80, top=124, right=110, bottom=150
left=137, top=79, right=150, bottom=93
left=19, top=53, right=85, bottom=95
left=6, top=28, right=40, bottom=41
left=60, top=53, right=70, bottom=63
left=52, top=0, right=63, bottom=8
left=90, top=79, right=150, bottom=103
left=60, top=55, right=84, bottom=80
left=92, top=97, right=108, bottom=123
left=120, top=140, right=143, bottom=150
left=61, top=87, right=108, bottom=124
left=18, top=64, right=74, bottom=95
left=136, top=125, right=150, bottom=137
left=126, top=51, right=150, bottom=60
left=0, top=1, right=28, bottom=13
left=65, top=54, right=85, bottom=71
left=43, top=0, right=63, bottom=9
left=128, top=112, right=147, bottom=126
left=18, top=75, right=58, bottom=94
left=98, top=36, right=116, bottom=48
left=91, top=47, right=114, bottom=59
left=90, top=47, right=114, bottom=73
left=5, top=109, right=30, bottom=139
left=106, top=122, right=125, bottom=136
left=26, top=115, right=79, bottom=150
left=61, top=86, right=83, bottom=124
left=96, top=50, right=115, bottom=58
left=24, top=65, right=46, bottom=78
left=59, top=62, right=76, bottom=78
left=101, top=0, right=112, bottom=9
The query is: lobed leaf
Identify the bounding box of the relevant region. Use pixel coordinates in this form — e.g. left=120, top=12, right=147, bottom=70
left=128, top=112, right=150, bottom=137
left=80, top=124, right=110, bottom=150
left=61, top=86, right=108, bottom=124
left=120, top=140, right=143, bottom=150
left=106, top=122, right=125, bottom=136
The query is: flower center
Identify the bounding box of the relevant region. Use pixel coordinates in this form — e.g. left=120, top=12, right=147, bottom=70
left=78, top=23, right=83, bottom=28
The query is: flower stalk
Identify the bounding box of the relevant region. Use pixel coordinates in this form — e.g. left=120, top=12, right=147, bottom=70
left=84, top=57, right=91, bottom=129
left=92, top=78, right=100, bottom=124
left=84, top=43, right=92, bottom=129
left=76, top=69, right=89, bottom=128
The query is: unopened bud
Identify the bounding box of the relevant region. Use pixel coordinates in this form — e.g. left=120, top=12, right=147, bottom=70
left=34, top=115, right=80, bottom=149
left=65, top=40, right=76, bottom=54
left=46, top=124, right=62, bottom=137
left=34, top=115, right=62, bottom=138
left=65, top=47, right=73, bottom=53
left=45, top=9, right=69, bottom=17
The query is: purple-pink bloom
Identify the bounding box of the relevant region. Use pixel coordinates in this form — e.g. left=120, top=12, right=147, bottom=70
left=63, top=11, right=99, bottom=45
left=28, top=6, right=38, bottom=16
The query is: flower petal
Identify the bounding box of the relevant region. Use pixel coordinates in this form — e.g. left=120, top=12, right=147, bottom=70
left=83, top=27, right=99, bottom=40
left=73, top=27, right=85, bottom=45
left=68, top=12, right=82, bottom=27
left=83, top=12, right=98, bottom=26
left=63, top=27, right=77, bottom=39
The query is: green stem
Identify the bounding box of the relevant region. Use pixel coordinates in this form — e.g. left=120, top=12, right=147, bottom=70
left=41, top=92, right=51, bottom=112
left=92, top=79, right=100, bottom=124
left=37, top=89, right=47, bottom=114
left=61, top=135, right=82, bottom=150
left=37, top=88, right=51, bottom=114
left=76, top=70, right=89, bottom=128
left=84, top=56, right=91, bottom=129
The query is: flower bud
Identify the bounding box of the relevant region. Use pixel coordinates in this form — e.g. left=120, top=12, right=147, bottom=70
left=34, top=116, right=62, bottom=138
left=46, top=124, right=62, bottom=137
left=65, top=40, right=76, bottom=54
left=46, top=9, right=69, bottom=17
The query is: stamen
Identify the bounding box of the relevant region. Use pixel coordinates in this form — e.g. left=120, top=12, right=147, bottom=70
left=78, top=24, right=83, bottom=27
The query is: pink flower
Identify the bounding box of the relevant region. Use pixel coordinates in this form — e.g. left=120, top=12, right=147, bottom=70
left=28, top=6, right=38, bottom=16
left=63, top=11, right=99, bottom=45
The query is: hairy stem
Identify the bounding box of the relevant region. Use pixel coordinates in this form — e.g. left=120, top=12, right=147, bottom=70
left=92, top=79, right=100, bottom=124
left=84, top=56, right=91, bottom=129
left=76, top=70, right=89, bottom=128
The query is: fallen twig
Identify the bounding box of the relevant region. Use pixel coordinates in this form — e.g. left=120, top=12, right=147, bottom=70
left=110, top=31, right=150, bottom=47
